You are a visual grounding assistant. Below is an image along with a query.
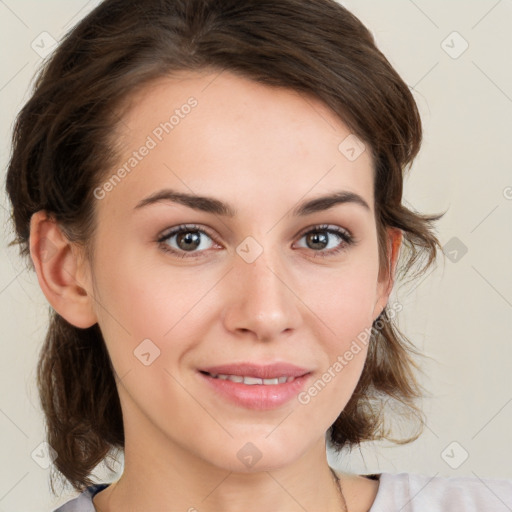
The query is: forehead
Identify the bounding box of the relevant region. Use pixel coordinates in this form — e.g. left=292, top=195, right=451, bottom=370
left=100, top=70, right=375, bottom=218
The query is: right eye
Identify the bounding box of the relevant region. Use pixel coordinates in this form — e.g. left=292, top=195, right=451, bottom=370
left=157, top=224, right=220, bottom=258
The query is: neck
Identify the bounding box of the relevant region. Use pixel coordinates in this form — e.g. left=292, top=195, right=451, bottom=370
left=96, top=419, right=347, bottom=512
left=331, top=466, right=348, bottom=511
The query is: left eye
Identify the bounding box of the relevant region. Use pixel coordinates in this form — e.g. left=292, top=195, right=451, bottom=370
left=294, top=225, right=354, bottom=256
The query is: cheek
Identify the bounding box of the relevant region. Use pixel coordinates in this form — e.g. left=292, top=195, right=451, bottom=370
left=296, top=267, right=378, bottom=417
left=91, top=246, right=218, bottom=372
left=302, top=253, right=380, bottom=336
left=296, top=255, right=380, bottom=399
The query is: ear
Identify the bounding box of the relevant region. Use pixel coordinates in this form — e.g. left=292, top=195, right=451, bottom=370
left=372, top=227, right=403, bottom=322
left=29, top=210, right=98, bottom=328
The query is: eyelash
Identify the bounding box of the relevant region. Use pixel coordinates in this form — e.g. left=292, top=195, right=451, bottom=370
left=156, top=223, right=355, bottom=259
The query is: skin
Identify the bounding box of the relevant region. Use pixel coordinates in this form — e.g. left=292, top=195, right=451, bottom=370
left=30, top=70, right=402, bottom=512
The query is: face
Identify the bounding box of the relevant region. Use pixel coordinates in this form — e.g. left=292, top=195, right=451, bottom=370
left=81, top=70, right=397, bottom=473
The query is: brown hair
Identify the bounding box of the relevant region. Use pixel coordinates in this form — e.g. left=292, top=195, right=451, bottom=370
left=5, top=0, right=445, bottom=493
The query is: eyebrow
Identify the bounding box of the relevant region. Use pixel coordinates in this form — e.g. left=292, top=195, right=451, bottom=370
left=133, top=188, right=371, bottom=216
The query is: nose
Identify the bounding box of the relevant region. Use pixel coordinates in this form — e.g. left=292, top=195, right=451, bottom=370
left=221, top=248, right=303, bottom=341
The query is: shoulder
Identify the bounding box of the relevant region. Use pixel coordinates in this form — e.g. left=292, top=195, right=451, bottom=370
left=52, top=484, right=110, bottom=512
left=370, top=472, right=512, bottom=512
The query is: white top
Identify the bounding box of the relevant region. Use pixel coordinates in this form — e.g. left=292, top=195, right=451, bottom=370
left=53, top=472, right=512, bottom=511
left=369, top=472, right=512, bottom=511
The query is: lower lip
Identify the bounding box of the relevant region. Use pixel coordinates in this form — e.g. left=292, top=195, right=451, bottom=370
left=198, top=372, right=311, bottom=410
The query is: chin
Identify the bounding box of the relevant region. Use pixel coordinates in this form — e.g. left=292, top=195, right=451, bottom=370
left=199, top=433, right=312, bottom=474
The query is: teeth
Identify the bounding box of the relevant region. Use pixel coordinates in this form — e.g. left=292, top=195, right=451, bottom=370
left=244, top=376, right=263, bottom=385
left=208, top=373, right=296, bottom=385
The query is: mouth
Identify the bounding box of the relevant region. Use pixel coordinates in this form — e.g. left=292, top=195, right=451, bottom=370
left=197, top=362, right=312, bottom=410
left=199, top=371, right=298, bottom=385
left=198, top=362, right=310, bottom=380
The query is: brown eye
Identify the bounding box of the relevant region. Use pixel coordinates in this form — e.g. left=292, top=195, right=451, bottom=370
left=295, top=225, right=354, bottom=257
left=305, top=231, right=329, bottom=250
left=175, top=231, right=202, bottom=251
left=158, top=225, right=217, bottom=257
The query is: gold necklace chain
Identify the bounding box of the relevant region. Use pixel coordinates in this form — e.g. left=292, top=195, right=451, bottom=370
left=329, top=467, right=348, bottom=512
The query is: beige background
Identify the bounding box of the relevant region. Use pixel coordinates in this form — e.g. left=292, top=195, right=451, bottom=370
left=1, top=1, right=511, bottom=510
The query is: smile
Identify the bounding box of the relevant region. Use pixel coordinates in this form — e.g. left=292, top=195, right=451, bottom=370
left=204, top=372, right=296, bottom=385
left=198, top=370, right=312, bottom=410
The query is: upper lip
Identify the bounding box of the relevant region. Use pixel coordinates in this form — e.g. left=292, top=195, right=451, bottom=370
left=199, top=362, right=311, bottom=379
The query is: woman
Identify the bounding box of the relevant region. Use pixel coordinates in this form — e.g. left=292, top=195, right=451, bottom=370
left=5, top=0, right=511, bottom=510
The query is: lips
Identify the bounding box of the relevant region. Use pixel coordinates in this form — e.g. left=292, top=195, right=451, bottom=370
left=198, top=362, right=310, bottom=380
left=197, top=362, right=312, bottom=410
left=199, top=372, right=311, bottom=410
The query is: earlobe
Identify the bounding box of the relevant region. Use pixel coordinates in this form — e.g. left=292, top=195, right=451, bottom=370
left=372, top=227, right=403, bottom=322
left=29, top=210, right=98, bottom=328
